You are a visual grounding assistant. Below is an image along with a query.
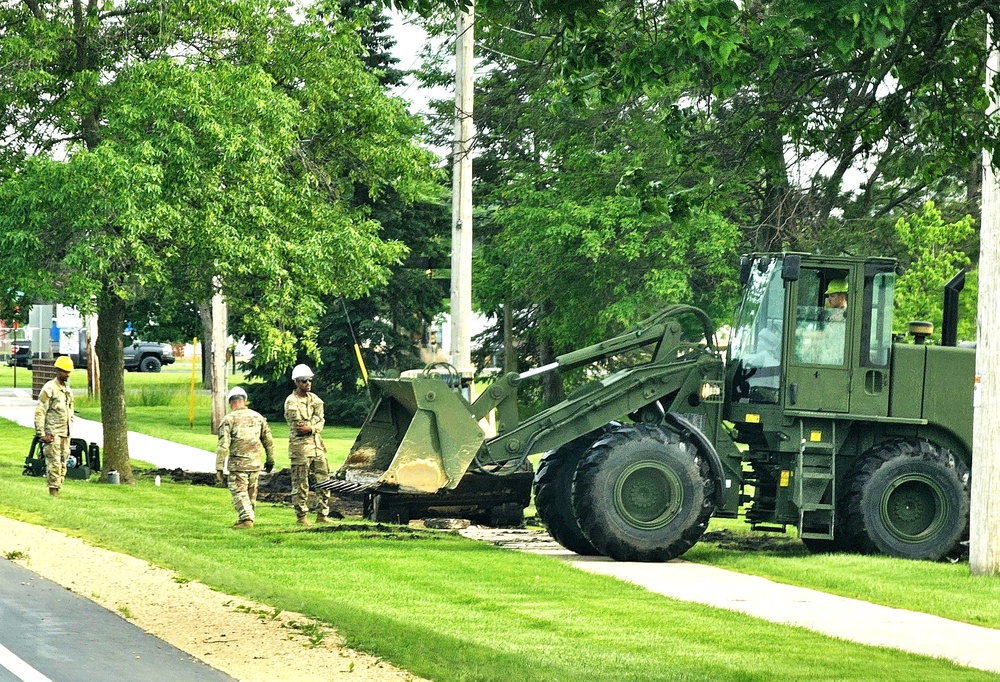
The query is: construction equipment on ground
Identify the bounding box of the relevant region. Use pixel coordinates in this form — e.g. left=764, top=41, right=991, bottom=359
left=328, top=252, right=974, bottom=562
left=23, top=436, right=101, bottom=480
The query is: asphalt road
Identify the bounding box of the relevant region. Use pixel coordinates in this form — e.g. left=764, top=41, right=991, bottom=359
left=0, top=559, right=233, bottom=682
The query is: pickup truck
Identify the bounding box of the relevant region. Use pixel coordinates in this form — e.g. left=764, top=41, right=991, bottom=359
left=123, top=340, right=176, bottom=372
left=68, top=339, right=176, bottom=372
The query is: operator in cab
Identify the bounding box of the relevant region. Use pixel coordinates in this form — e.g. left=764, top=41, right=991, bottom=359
left=824, top=279, right=848, bottom=322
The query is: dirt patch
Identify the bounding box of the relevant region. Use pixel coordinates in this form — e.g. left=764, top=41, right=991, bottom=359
left=143, top=467, right=365, bottom=517
left=0, top=514, right=425, bottom=682
left=700, top=529, right=806, bottom=554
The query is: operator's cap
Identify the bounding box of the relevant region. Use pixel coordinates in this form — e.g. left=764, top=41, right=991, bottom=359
left=826, top=279, right=849, bottom=295
left=227, top=386, right=248, bottom=402
left=291, top=364, right=314, bottom=381
left=54, top=356, right=74, bottom=372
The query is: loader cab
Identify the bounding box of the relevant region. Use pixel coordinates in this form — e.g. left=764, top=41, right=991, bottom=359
left=727, top=253, right=896, bottom=418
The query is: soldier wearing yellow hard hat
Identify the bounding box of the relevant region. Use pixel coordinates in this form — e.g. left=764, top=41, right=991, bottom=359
left=34, top=355, right=75, bottom=497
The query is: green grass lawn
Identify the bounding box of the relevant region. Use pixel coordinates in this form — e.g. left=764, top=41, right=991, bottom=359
left=15, top=364, right=1000, bottom=632
left=4, top=368, right=1000, bottom=680
left=0, top=362, right=35, bottom=390
left=0, top=417, right=994, bottom=682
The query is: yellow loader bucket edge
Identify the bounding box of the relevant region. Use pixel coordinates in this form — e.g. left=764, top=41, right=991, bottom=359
left=339, top=376, right=485, bottom=494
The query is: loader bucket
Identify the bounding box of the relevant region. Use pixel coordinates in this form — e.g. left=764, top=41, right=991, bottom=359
left=339, top=376, right=486, bottom=494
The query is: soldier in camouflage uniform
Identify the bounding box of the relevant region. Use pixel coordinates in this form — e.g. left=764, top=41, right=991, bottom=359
left=34, top=355, right=76, bottom=498
left=216, top=386, right=275, bottom=529
left=285, top=364, right=331, bottom=525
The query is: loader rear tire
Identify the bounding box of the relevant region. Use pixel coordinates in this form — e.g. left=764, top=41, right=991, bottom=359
left=533, top=426, right=617, bottom=556
left=572, top=424, right=715, bottom=562
left=842, top=439, right=969, bottom=561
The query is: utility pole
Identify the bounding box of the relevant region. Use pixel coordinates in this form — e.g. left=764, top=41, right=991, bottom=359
left=971, top=17, right=1000, bottom=576
left=450, top=0, right=474, bottom=376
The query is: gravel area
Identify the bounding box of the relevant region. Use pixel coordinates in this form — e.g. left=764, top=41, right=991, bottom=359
left=0, top=513, right=426, bottom=682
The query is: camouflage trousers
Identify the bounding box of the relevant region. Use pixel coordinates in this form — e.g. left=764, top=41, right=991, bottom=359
left=228, top=471, right=260, bottom=522
left=43, top=436, right=69, bottom=490
left=291, top=457, right=330, bottom=518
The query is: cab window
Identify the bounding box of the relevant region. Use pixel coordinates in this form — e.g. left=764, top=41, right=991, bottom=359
left=793, top=268, right=850, bottom=366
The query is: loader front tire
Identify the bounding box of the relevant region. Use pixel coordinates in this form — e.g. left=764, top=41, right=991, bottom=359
left=842, top=439, right=969, bottom=561
left=533, top=428, right=615, bottom=556
left=573, top=424, right=715, bottom=562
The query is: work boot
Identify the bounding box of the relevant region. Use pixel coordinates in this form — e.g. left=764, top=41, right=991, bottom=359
left=296, top=515, right=312, bottom=526
left=48, top=487, right=59, bottom=498
left=233, top=519, right=254, bottom=529
left=315, top=514, right=331, bottom=524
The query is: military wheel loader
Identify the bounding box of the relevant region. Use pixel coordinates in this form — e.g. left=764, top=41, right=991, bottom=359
left=326, top=252, right=974, bottom=562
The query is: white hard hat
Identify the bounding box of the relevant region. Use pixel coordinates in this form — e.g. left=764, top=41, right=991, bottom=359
left=291, top=364, right=314, bottom=381
left=227, top=386, right=248, bottom=401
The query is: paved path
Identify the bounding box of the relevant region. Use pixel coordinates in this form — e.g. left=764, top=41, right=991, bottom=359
left=462, top=528, right=1000, bottom=675
left=0, top=559, right=233, bottom=682
left=0, top=388, right=215, bottom=472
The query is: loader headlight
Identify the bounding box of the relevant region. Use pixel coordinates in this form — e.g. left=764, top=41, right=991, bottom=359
left=699, top=381, right=723, bottom=402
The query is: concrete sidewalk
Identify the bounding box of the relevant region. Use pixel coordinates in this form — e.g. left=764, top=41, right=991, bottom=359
left=574, top=556, right=1000, bottom=674
left=0, top=387, right=215, bottom=472
left=463, top=530, right=1000, bottom=675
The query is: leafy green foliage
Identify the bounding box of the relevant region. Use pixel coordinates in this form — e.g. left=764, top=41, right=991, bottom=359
left=239, top=0, right=451, bottom=423
left=894, top=202, right=977, bottom=341
left=0, top=0, right=435, bottom=473
left=405, top=0, right=990, bottom=405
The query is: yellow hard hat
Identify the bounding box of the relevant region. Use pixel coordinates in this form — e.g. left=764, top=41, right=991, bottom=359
left=826, top=279, right=849, bottom=295
left=54, top=356, right=74, bottom=372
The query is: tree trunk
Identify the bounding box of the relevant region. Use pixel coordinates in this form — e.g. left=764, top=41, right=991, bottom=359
left=537, top=334, right=563, bottom=407
left=199, top=301, right=213, bottom=390
left=503, top=298, right=516, bottom=374
left=756, top=110, right=792, bottom=251
left=95, top=294, right=134, bottom=484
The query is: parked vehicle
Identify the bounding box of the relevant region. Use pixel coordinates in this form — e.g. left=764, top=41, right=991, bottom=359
left=123, top=339, right=176, bottom=372
left=326, top=252, right=974, bottom=562
left=67, top=337, right=176, bottom=372
left=7, top=342, right=32, bottom=369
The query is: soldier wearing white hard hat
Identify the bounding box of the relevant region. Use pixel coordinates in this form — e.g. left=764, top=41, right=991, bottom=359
left=284, top=364, right=331, bottom=525
left=215, top=385, right=275, bottom=529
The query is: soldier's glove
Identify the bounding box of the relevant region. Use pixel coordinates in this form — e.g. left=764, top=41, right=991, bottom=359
left=264, top=460, right=274, bottom=473
left=216, top=470, right=225, bottom=486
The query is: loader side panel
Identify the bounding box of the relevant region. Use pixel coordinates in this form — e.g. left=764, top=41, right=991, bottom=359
left=888, top=344, right=925, bottom=420
left=922, top=346, right=975, bottom=456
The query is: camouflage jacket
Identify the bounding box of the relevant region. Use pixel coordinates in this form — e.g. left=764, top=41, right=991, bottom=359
left=34, top=379, right=74, bottom=438
left=216, top=407, right=275, bottom=472
left=284, top=391, right=326, bottom=462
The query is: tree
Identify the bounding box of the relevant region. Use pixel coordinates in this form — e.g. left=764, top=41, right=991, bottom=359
left=894, top=202, right=977, bottom=340
left=0, top=1, right=431, bottom=481
left=413, top=2, right=742, bottom=403
left=244, top=191, right=452, bottom=423
left=243, top=0, right=452, bottom=421
left=397, top=0, right=995, bottom=405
